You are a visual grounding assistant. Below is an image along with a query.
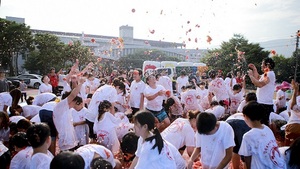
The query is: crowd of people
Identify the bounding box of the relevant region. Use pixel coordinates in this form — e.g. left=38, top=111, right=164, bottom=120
left=0, top=57, right=300, bottom=169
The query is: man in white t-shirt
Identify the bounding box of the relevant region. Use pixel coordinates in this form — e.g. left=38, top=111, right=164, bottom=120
left=53, top=76, right=85, bottom=151
left=248, top=57, right=276, bottom=125
left=176, top=70, right=189, bottom=96
left=128, top=69, right=146, bottom=116
left=188, top=112, right=235, bottom=169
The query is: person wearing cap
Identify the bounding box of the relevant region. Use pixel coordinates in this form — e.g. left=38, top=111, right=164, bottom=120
left=0, top=68, right=9, bottom=93
left=176, top=70, right=189, bottom=96
left=128, top=68, right=146, bottom=118
left=248, top=57, right=276, bottom=126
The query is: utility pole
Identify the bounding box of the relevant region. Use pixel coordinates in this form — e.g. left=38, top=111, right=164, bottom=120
left=294, top=30, right=300, bottom=81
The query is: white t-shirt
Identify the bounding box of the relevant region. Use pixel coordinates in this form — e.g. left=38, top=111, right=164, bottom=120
left=224, top=77, right=237, bottom=92
left=144, top=84, right=165, bottom=111
left=176, top=76, right=189, bottom=94
left=228, top=89, right=245, bottom=114
left=269, top=112, right=286, bottom=123
left=208, top=78, right=229, bottom=101
left=256, top=71, right=276, bottom=105
left=181, top=89, right=203, bottom=112
left=205, top=105, right=225, bottom=120
left=115, top=122, right=134, bottom=142
left=239, top=125, right=286, bottom=169
left=0, top=141, right=8, bottom=156
left=22, top=105, right=42, bottom=119
left=157, top=76, right=173, bottom=96
left=166, top=141, right=186, bottom=169
left=0, top=92, right=12, bottom=112
left=279, top=110, right=290, bottom=122
left=10, top=146, right=33, bottom=169
left=38, top=83, right=52, bottom=94
left=237, top=99, right=246, bottom=113
left=86, top=84, right=118, bottom=122
left=32, top=93, right=56, bottom=106
left=129, top=80, right=146, bottom=108
left=84, top=78, right=100, bottom=93
left=71, top=107, right=89, bottom=146
left=93, top=112, right=120, bottom=154
left=53, top=99, right=78, bottom=151
left=30, top=151, right=54, bottom=169
left=9, top=115, right=26, bottom=124
left=115, top=93, right=126, bottom=113
left=135, top=137, right=177, bottom=169
left=75, top=144, right=116, bottom=169
left=161, top=118, right=195, bottom=149
left=195, top=121, right=235, bottom=169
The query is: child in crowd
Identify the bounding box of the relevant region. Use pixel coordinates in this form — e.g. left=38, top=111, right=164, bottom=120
left=181, top=84, right=203, bottom=114
left=71, top=97, right=89, bottom=146
left=10, top=132, right=33, bottom=169
left=120, top=132, right=139, bottom=168
left=239, top=101, right=286, bottom=168
left=129, top=111, right=177, bottom=169
left=188, top=112, right=235, bottom=169
left=93, top=100, right=120, bottom=154
left=26, top=123, right=53, bottom=169
left=90, top=157, right=113, bottom=169
left=228, top=75, right=245, bottom=114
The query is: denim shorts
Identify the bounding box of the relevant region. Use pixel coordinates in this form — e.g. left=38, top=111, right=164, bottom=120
left=147, top=108, right=168, bottom=123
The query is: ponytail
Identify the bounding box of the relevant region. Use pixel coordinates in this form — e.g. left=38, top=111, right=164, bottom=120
left=98, top=100, right=112, bottom=121
left=145, top=128, right=164, bottom=154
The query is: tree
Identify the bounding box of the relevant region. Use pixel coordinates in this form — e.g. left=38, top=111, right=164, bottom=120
left=201, top=34, right=269, bottom=76
left=116, top=49, right=181, bottom=70
left=0, top=18, right=33, bottom=75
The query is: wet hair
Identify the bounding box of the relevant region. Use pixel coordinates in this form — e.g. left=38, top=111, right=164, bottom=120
left=16, top=119, right=32, bottom=132
left=233, top=84, right=242, bottom=91
left=73, top=96, right=83, bottom=105
left=0, top=111, right=9, bottom=130
left=145, top=74, right=155, bottom=85
left=121, top=132, right=139, bottom=155
left=90, top=157, right=113, bottom=169
left=263, top=57, right=275, bottom=69
left=242, top=101, right=265, bottom=121
left=245, top=92, right=257, bottom=102
left=112, top=78, right=122, bottom=87
left=187, top=110, right=201, bottom=120
left=26, top=96, right=34, bottom=105
left=285, top=137, right=300, bottom=168
left=165, top=98, right=175, bottom=111
left=26, top=123, right=50, bottom=148
left=208, top=69, right=217, bottom=79
left=50, top=151, right=85, bottom=169
left=196, top=112, right=217, bottom=134
left=133, top=111, right=164, bottom=154
left=10, top=132, right=29, bottom=148
left=98, top=100, right=112, bottom=121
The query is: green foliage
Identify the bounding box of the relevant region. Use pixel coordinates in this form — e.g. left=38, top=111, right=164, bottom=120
left=0, top=18, right=34, bottom=75
left=24, top=34, right=95, bottom=75
left=116, top=49, right=181, bottom=69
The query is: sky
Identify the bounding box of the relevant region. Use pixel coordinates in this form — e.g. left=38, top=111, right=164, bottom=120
left=1, top=0, right=300, bottom=50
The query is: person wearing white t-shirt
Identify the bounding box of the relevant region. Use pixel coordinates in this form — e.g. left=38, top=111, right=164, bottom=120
left=144, top=74, right=170, bottom=131
left=188, top=112, right=235, bottom=169
left=156, top=73, right=173, bottom=99
left=224, top=72, right=237, bottom=92
left=0, top=92, right=12, bottom=114
left=115, top=82, right=127, bottom=113
left=128, top=69, right=146, bottom=116
left=161, top=110, right=200, bottom=156
left=10, top=132, right=33, bottom=169
left=71, top=97, right=89, bottom=146
left=26, top=123, right=54, bottom=169
left=93, top=100, right=121, bottom=154
left=275, top=81, right=291, bottom=113
left=248, top=57, right=276, bottom=125
left=239, top=101, right=285, bottom=169
left=53, top=76, right=85, bottom=151
left=32, top=93, right=57, bottom=107
left=75, top=144, right=121, bottom=169
left=205, top=101, right=226, bottom=120
left=176, top=70, right=189, bottom=96
left=181, top=85, right=203, bottom=114
left=22, top=105, right=42, bottom=119
left=228, top=78, right=245, bottom=114
left=39, top=75, right=53, bottom=94
left=129, top=111, right=177, bottom=169
left=208, top=69, right=229, bottom=102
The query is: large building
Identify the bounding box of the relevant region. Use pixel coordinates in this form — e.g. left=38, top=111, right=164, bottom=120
left=6, top=16, right=207, bottom=73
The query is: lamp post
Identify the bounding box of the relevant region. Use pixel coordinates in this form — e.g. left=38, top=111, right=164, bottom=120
left=294, top=30, right=300, bottom=81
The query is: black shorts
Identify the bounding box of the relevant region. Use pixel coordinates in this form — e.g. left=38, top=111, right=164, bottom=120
left=260, top=103, right=273, bottom=125
left=85, top=119, right=96, bottom=139
left=226, top=119, right=251, bottom=154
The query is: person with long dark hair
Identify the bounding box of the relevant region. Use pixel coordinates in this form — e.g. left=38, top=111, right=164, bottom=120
left=129, top=111, right=176, bottom=169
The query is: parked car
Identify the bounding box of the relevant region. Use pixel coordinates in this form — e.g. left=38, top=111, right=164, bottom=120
left=7, top=74, right=43, bottom=89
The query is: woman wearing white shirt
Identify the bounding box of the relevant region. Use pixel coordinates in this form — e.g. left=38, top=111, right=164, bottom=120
left=39, top=75, right=52, bottom=94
